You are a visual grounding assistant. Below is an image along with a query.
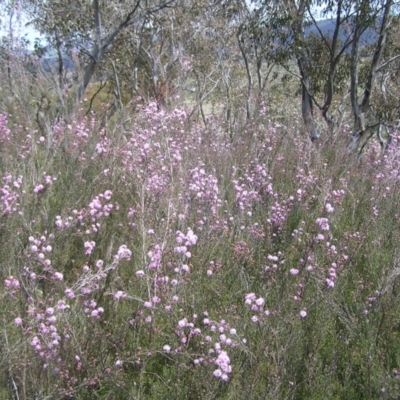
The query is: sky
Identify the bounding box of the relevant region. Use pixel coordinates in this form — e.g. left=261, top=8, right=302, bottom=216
left=0, top=7, right=43, bottom=48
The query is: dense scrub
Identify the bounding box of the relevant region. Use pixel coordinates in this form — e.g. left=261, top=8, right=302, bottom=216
left=0, top=99, right=400, bottom=399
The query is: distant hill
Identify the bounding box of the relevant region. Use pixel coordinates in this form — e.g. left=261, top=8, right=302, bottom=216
left=40, top=56, right=74, bottom=73
left=306, top=18, right=378, bottom=46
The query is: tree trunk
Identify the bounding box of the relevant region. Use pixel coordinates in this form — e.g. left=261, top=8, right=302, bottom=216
left=349, top=0, right=393, bottom=150
left=298, top=53, right=319, bottom=140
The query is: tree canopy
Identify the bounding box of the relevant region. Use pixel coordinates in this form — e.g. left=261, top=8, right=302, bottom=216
left=1, top=0, right=399, bottom=148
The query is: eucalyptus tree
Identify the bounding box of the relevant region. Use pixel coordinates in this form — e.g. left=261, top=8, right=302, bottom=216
left=372, top=15, right=400, bottom=136
left=250, top=0, right=399, bottom=146
left=1, top=0, right=177, bottom=119
left=348, top=0, right=396, bottom=150
left=236, top=0, right=280, bottom=119
left=250, top=0, right=323, bottom=139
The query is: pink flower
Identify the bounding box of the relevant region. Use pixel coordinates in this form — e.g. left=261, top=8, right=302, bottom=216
left=326, top=203, right=334, bottom=213
left=65, top=288, right=75, bottom=299
left=34, top=184, right=45, bottom=193
left=178, top=318, right=188, bottom=328
left=84, top=241, right=95, bottom=256
left=116, top=245, right=132, bottom=261
left=215, top=351, right=231, bottom=374
left=213, top=369, right=222, bottom=378
left=53, top=272, right=63, bottom=281
left=326, top=278, right=335, bottom=288
left=114, top=291, right=126, bottom=301
left=245, top=293, right=256, bottom=305
left=163, top=345, right=171, bottom=353
left=103, top=190, right=112, bottom=200
left=174, top=246, right=187, bottom=254
left=290, top=268, right=299, bottom=275
left=255, top=297, right=265, bottom=306
left=300, top=310, right=307, bottom=318
left=4, top=276, right=19, bottom=289
left=14, top=317, right=22, bottom=325
left=181, top=264, right=190, bottom=273
left=55, top=217, right=63, bottom=228
left=57, top=300, right=69, bottom=311
left=185, top=228, right=198, bottom=245
left=316, top=218, right=330, bottom=231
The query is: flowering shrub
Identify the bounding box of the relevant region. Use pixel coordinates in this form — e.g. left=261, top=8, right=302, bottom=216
left=0, top=100, right=400, bottom=399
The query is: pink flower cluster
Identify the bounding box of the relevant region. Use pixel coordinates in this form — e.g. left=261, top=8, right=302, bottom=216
left=188, top=166, right=221, bottom=221
left=245, top=293, right=271, bottom=322
left=1, top=173, right=22, bottom=215
left=148, top=244, right=162, bottom=270
left=55, top=190, right=116, bottom=234
left=0, top=113, right=11, bottom=142
left=163, top=313, right=242, bottom=381
left=33, top=173, right=56, bottom=194
left=88, top=191, right=114, bottom=221
left=316, top=217, right=330, bottom=231
left=213, top=351, right=231, bottom=381
left=84, top=240, right=96, bottom=256
left=4, top=275, right=20, bottom=296
left=115, top=245, right=132, bottom=261
left=174, top=228, right=198, bottom=259
left=23, top=304, right=64, bottom=362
